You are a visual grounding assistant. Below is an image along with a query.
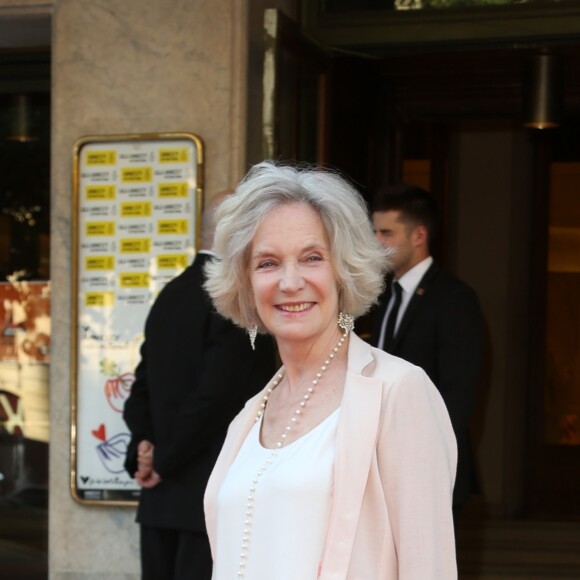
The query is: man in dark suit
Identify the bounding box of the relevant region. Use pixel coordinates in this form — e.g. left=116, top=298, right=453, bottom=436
left=370, top=184, right=484, bottom=523
left=123, top=192, right=276, bottom=580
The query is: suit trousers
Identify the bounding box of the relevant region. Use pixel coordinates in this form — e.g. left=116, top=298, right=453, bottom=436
left=140, top=524, right=212, bottom=580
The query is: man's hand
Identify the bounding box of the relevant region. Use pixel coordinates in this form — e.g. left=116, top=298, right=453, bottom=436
left=134, top=440, right=162, bottom=488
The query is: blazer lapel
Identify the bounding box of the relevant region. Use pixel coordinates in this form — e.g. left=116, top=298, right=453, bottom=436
left=319, top=334, right=383, bottom=579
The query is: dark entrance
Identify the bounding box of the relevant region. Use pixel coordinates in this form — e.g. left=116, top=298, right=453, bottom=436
left=264, top=6, right=580, bottom=519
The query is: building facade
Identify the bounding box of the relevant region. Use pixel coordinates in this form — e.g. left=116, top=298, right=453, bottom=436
left=1, top=0, right=579, bottom=578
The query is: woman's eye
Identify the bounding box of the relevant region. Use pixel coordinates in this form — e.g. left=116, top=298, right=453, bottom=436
left=305, top=254, right=322, bottom=263
left=257, top=260, right=275, bottom=269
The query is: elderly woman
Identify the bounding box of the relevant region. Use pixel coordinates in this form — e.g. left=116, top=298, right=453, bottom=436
left=203, top=161, right=457, bottom=579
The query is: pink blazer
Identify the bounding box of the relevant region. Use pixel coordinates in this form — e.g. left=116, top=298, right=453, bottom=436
left=204, top=333, right=458, bottom=579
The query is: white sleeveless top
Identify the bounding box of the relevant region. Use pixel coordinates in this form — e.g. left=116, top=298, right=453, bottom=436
left=213, top=408, right=340, bottom=580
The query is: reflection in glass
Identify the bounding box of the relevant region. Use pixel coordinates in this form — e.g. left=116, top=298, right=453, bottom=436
left=544, top=162, right=580, bottom=445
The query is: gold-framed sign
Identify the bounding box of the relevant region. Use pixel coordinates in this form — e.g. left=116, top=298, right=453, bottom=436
left=70, top=133, right=203, bottom=505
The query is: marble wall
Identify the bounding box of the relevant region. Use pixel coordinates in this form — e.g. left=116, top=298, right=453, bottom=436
left=49, top=0, right=249, bottom=577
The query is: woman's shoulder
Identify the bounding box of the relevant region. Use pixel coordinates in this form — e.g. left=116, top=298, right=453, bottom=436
left=364, top=346, right=451, bottom=426
left=370, top=345, right=419, bottom=373
left=370, top=349, right=435, bottom=401
left=350, top=333, right=427, bottom=385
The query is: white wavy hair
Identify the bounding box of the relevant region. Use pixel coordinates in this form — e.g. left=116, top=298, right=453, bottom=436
left=204, top=161, right=390, bottom=332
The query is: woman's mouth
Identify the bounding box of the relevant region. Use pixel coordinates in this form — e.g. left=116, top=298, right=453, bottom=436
left=278, top=302, right=313, bottom=312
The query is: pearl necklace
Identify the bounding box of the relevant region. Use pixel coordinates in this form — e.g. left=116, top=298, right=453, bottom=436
left=236, top=330, right=349, bottom=578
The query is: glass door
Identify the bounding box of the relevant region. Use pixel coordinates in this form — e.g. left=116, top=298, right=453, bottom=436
left=0, top=52, right=50, bottom=580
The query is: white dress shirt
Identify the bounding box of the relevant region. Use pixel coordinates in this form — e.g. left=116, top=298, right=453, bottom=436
left=213, top=409, right=340, bottom=579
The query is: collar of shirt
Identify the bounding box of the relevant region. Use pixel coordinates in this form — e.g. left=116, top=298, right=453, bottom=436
left=396, top=255, right=433, bottom=298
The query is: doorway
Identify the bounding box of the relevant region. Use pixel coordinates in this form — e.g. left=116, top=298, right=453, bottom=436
left=339, top=46, right=580, bottom=519
left=265, top=13, right=580, bottom=517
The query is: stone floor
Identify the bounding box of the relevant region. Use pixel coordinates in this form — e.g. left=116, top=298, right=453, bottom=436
left=457, top=516, right=580, bottom=579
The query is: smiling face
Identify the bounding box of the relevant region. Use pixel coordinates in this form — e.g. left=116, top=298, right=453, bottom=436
left=249, top=202, right=340, bottom=349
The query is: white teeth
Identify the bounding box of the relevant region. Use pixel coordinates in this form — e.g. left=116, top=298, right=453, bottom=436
left=281, top=303, right=310, bottom=312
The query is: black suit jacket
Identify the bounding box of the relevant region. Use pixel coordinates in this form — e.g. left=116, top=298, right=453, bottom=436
left=370, top=262, right=483, bottom=507
left=123, top=253, right=276, bottom=532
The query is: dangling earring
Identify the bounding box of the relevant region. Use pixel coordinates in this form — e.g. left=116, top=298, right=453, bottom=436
left=248, top=325, right=258, bottom=350
left=338, top=312, right=354, bottom=334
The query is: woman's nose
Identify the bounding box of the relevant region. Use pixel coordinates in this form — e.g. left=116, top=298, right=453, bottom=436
left=279, top=262, right=304, bottom=292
